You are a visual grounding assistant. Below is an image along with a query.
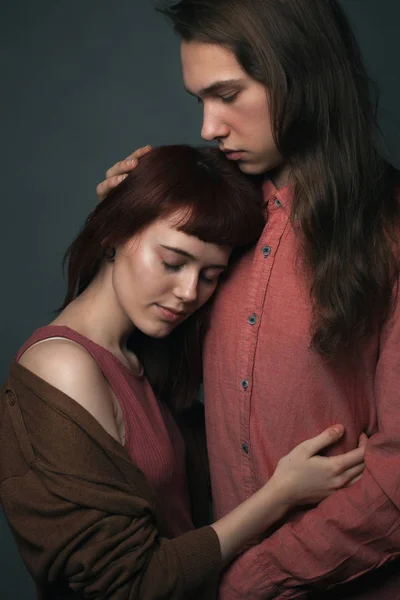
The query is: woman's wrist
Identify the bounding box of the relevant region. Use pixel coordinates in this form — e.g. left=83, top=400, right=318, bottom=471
left=262, top=473, right=293, bottom=513
left=211, top=475, right=293, bottom=564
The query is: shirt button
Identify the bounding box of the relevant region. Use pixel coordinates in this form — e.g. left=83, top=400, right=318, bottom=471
left=242, top=442, right=249, bottom=454
left=262, top=246, right=271, bottom=257
left=248, top=313, right=257, bottom=325
left=241, top=379, right=249, bottom=390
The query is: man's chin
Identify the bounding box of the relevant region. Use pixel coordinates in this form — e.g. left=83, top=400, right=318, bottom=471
left=237, top=161, right=267, bottom=175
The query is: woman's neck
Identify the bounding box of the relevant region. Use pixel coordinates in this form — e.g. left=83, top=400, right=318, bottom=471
left=52, top=265, right=135, bottom=356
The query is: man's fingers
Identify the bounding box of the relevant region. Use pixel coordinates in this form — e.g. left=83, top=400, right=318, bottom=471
left=103, top=146, right=152, bottom=182
left=96, top=145, right=153, bottom=201
left=127, top=145, right=152, bottom=161
left=119, top=145, right=152, bottom=173
left=96, top=175, right=127, bottom=202
left=301, top=424, right=344, bottom=457
left=105, top=158, right=137, bottom=179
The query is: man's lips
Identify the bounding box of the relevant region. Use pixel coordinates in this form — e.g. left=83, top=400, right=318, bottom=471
left=222, top=149, right=245, bottom=161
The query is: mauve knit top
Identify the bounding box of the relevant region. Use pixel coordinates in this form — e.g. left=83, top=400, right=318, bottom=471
left=16, top=325, right=194, bottom=537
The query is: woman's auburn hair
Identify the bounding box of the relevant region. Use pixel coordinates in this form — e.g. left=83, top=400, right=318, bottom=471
left=62, top=144, right=264, bottom=411
left=162, top=0, right=400, bottom=361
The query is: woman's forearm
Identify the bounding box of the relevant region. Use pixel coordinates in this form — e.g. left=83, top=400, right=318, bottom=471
left=211, top=475, right=288, bottom=563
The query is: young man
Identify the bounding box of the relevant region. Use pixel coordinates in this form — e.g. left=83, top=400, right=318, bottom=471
left=98, top=1, right=400, bottom=597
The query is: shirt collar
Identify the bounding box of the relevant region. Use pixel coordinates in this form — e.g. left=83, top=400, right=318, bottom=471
left=262, top=177, right=295, bottom=214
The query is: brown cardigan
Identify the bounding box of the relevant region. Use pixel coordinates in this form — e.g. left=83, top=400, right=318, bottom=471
left=0, top=362, right=222, bottom=599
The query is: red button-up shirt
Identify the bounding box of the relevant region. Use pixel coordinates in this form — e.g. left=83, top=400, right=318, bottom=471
left=203, top=180, right=400, bottom=599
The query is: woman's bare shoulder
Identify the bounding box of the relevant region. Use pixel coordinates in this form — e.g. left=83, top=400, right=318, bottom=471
left=19, top=338, right=121, bottom=442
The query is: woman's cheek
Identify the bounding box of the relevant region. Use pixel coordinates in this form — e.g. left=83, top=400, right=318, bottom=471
left=134, top=246, right=161, bottom=276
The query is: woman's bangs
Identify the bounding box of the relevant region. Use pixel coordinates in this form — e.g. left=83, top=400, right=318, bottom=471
left=173, top=187, right=262, bottom=247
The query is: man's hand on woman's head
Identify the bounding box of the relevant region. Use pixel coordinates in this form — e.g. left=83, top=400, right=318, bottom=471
left=96, top=145, right=152, bottom=201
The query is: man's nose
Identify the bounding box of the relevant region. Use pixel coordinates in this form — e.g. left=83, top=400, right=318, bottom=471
left=201, top=104, right=230, bottom=141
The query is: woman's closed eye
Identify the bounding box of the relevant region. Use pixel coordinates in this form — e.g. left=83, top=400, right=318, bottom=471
left=162, top=261, right=183, bottom=273
left=200, top=269, right=225, bottom=284
left=162, top=261, right=224, bottom=284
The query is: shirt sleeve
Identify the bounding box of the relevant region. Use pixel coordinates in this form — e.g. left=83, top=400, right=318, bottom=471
left=217, top=293, right=400, bottom=600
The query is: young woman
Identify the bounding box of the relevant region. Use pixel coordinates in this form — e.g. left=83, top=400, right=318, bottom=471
left=0, top=146, right=365, bottom=600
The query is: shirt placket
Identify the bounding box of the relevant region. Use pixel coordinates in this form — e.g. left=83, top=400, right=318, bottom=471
left=237, top=195, right=290, bottom=498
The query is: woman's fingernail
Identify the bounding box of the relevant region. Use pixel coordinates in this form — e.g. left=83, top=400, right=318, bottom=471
left=118, top=174, right=127, bottom=182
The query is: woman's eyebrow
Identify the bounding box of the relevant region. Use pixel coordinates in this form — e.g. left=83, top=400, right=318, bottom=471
left=160, top=244, right=195, bottom=259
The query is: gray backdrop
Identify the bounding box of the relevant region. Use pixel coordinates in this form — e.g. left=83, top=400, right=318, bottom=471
left=1, top=1, right=399, bottom=598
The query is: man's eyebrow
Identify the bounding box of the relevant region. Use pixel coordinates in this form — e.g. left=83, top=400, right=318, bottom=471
left=160, top=245, right=228, bottom=269
left=185, top=79, right=244, bottom=97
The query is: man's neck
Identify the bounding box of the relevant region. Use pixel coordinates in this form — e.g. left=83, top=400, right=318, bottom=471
left=268, top=163, right=292, bottom=190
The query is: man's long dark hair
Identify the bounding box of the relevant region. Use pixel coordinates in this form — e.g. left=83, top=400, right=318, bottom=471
left=161, top=0, right=400, bottom=360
